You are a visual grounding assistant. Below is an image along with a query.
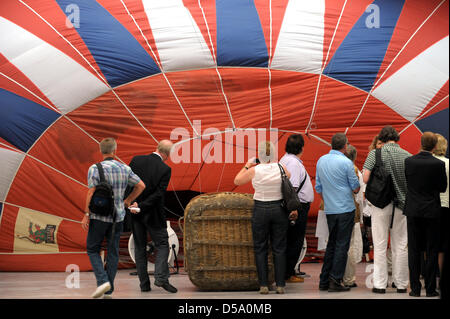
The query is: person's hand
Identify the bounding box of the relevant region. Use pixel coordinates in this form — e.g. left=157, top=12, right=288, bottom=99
left=82, top=214, right=89, bottom=231
left=289, top=210, right=298, bottom=221
left=124, top=198, right=131, bottom=208
left=245, top=157, right=258, bottom=169
left=129, top=202, right=140, bottom=214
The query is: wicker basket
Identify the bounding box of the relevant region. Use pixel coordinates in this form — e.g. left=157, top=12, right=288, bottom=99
left=184, top=192, right=274, bottom=291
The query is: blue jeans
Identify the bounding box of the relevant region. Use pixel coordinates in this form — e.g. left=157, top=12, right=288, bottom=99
left=319, top=211, right=355, bottom=285
left=252, top=200, right=288, bottom=287
left=86, top=219, right=123, bottom=294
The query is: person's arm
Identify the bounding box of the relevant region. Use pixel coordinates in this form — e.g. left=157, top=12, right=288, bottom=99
left=82, top=187, right=95, bottom=231
left=363, top=169, right=371, bottom=184
left=138, top=168, right=171, bottom=211
left=362, top=149, right=376, bottom=184
left=82, top=166, right=98, bottom=230
left=315, top=161, right=322, bottom=196
left=124, top=180, right=145, bottom=210
left=347, top=161, right=360, bottom=194
left=438, top=162, right=448, bottom=193
left=234, top=158, right=257, bottom=186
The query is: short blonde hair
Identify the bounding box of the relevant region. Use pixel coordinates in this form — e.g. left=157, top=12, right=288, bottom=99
left=369, top=135, right=379, bottom=151
left=100, top=138, right=117, bottom=154
left=258, top=141, right=276, bottom=163
left=433, top=133, right=448, bottom=156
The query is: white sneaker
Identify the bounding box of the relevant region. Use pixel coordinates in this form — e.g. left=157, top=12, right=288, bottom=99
left=91, top=282, right=111, bottom=298
left=103, top=294, right=113, bottom=299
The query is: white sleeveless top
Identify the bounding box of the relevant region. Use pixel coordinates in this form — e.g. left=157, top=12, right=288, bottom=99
left=252, top=163, right=283, bottom=201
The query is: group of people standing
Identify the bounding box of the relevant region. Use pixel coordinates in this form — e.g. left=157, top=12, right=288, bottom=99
left=362, top=127, right=448, bottom=297
left=81, top=124, right=448, bottom=299
left=82, top=138, right=177, bottom=298
left=234, top=126, right=449, bottom=297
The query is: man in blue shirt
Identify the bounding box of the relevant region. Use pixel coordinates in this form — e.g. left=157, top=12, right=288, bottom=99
left=315, top=133, right=360, bottom=292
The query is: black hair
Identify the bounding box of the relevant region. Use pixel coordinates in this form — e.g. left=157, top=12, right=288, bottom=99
left=285, top=134, right=305, bottom=155
left=378, top=126, right=400, bottom=143
left=331, top=133, right=348, bottom=150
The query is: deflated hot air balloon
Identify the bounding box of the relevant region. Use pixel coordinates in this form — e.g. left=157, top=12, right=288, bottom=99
left=0, top=0, right=448, bottom=271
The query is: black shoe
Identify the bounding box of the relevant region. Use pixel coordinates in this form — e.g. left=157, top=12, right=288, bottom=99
left=345, top=283, right=357, bottom=288
left=141, top=286, right=151, bottom=292
left=426, top=291, right=439, bottom=297
left=372, top=288, right=386, bottom=294
left=155, top=281, right=178, bottom=293
left=319, top=285, right=329, bottom=291
left=328, top=278, right=350, bottom=292
left=397, top=288, right=407, bottom=293
left=409, top=291, right=420, bottom=297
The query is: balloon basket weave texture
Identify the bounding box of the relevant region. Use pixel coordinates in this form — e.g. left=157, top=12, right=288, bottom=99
left=183, top=192, right=274, bottom=291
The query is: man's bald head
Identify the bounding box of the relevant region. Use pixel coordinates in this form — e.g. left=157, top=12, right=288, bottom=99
left=157, top=140, right=173, bottom=160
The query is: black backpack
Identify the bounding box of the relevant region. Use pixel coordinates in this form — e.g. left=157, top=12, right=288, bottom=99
left=365, top=148, right=394, bottom=209
left=89, top=163, right=115, bottom=217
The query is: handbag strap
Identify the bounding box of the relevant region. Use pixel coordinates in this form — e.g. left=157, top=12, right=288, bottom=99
left=279, top=163, right=308, bottom=194
left=384, top=148, right=399, bottom=229
left=278, top=163, right=287, bottom=178
left=375, top=148, right=382, bottom=168
left=297, top=171, right=308, bottom=194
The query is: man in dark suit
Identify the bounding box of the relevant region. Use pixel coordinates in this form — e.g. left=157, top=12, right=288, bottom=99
left=404, top=132, right=447, bottom=297
left=128, top=140, right=177, bottom=293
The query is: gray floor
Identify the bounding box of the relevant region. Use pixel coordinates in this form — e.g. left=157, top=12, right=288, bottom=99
left=0, top=263, right=437, bottom=299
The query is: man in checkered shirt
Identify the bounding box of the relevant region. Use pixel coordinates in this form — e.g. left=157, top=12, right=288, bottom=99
left=82, top=138, right=145, bottom=299
left=363, top=126, right=411, bottom=294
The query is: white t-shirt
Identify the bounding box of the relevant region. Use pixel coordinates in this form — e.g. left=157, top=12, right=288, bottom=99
left=252, top=163, right=283, bottom=201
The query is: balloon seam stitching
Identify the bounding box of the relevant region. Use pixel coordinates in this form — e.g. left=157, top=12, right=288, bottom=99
left=197, top=0, right=236, bottom=130
left=119, top=0, right=200, bottom=136
left=399, top=94, right=449, bottom=135
left=306, top=0, right=348, bottom=134
left=18, top=0, right=159, bottom=144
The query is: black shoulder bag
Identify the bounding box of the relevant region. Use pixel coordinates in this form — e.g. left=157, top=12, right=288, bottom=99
left=365, top=148, right=394, bottom=209
left=89, top=163, right=115, bottom=218
left=278, top=164, right=303, bottom=212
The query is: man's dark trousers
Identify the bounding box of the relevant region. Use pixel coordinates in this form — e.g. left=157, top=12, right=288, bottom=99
left=319, top=211, right=355, bottom=286
left=285, top=202, right=310, bottom=279
left=131, top=214, right=170, bottom=290
left=407, top=216, right=440, bottom=294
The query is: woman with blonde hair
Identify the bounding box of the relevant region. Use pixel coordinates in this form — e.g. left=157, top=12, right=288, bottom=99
left=234, top=141, right=294, bottom=294
left=369, top=135, right=384, bottom=151
left=432, top=134, right=449, bottom=281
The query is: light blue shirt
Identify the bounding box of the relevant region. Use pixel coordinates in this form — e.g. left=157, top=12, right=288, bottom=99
left=315, top=150, right=360, bottom=214
left=279, top=153, right=314, bottom=203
